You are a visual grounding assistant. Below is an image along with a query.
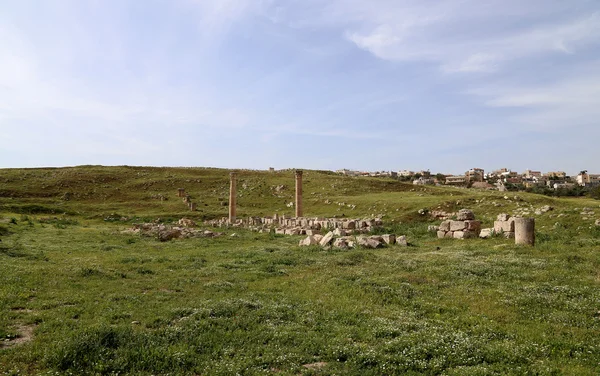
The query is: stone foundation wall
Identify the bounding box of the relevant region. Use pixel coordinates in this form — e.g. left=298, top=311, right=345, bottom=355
left=205, top=216, right=384, bottom=236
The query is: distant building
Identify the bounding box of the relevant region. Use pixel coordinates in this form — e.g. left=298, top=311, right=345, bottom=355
left=397, top=170, right=414, bottom=177
left=576, top=172, right=600, bottom=186
left=545, top=171, right=566, bottom=179
left=413, top=177, right=435, bottom=185
left=523, top=169, right=542, bottom=178
left=465, top=168, right=484, bottom=183
left=445, top=175, right=467, bottom=185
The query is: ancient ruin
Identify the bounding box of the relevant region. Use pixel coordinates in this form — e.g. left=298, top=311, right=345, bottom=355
left=435, top=209, right=481, bottom=239
left=229, top=171, right=237, bottom=223
left=514, top=217, right=535, bottom=246
left=295, top=169, right=303, bottom=218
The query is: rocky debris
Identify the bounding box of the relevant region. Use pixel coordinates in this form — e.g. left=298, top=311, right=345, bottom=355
left=178, top=218, right=196, bottom=227
left=333, top=238, right=350, bottom=249
left=123, top=223, right=222, bottom=241
left=396, top=235, right=408, bottom=246
left=437, top=210, right=481, bottom=239
left=595, top=219, right=600, bottom=226
left=299, top=233, right=406, bottom=250
left=429, top=210, right=455, bottom=220
left=319, top=231, right=335, bottom=247
left=299, top=236, right=319, bottom=247
left=428, top=225, right=439, bottom=232
left=381, top=234, right=396, bottom=245
left=456, top=209, right=475, bottom=220
left=581, top=207, right=595, bottom=216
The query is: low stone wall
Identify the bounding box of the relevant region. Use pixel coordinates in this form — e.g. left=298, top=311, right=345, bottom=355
left=205, top=216, right=384, bottom=236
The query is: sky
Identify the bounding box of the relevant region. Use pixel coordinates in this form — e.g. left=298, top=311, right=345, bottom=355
left=1, top=0, right=599, bottom=175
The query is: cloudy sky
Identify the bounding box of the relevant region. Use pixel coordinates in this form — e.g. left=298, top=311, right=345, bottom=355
left=1, top=0, right=599, bottom=174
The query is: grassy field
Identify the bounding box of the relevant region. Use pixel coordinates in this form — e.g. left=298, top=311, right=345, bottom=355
left=1, top=166, right=599, bottom=375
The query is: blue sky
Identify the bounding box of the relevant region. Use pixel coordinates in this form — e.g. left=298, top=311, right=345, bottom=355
left=1, top=0, right=599, bottom=175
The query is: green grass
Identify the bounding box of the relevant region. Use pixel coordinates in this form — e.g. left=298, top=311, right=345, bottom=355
left=0, top=166, right=599, bottom=375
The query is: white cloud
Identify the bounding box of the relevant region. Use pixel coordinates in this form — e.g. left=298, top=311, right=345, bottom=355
left=334, top=0, right=600, bottom=73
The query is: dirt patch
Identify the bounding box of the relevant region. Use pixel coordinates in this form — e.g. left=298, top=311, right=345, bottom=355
left=1, top=325, right=35, bottom=348
left=302, top=362, right=327, bottom=370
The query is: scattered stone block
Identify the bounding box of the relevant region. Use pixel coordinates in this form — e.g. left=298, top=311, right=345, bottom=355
left=332, top=238, right=349, bottom=249
left=299, top=236, right=318, bottom=247
left=333, top=228, right=346, bottom=237
left=396, top=235, right=408, bottom=246
left=453, top=231, right=466, bottom=239
left=319, top=231, right=334, bottom=247
left=497, top=213, right=510, bottom=221
left=450, top=220, right=467, bottom=232
left=457, top=209, right=475, bottom=220
left=479, top=228, right=495, bottom=238
left=464, top=220, right=481, bottom=233
left=439, top=220, right=451, bottom=232
left=358, top=237, right=381, bottom=249
left=437, top=230, right=447, bottom=239
left=381, top=234, right=396, bottom=245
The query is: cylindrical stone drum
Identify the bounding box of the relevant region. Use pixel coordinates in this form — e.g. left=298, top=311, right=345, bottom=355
left=514, top=217, right=535, bottom=246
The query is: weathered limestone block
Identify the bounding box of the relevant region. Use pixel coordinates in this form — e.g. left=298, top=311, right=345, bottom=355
left=381, top=234, right=396, bottom=245
left=514, top=217, right=535, bottom=246
left=497, top=213, right=510, bottom=221
left=464, top=220, right=481, bottom=233
left=450, top=220, right=467, bottom=232
left=437, top=230, right=447, bottom=239
left=358, top=236, right=381, bottom=249
left=396, top=235, right=408, bottom=246
left=439, top=220, right=451, bottom=232
left=479, top=228, right=495, bottom=238
left=319, top=231, right=334, bottom=247
left=453, top=231, right=466, bottom=239
left=342, top=221, right=356, bottom=230
left=333, top=228, right=346, bottom=237
left=457, top=209, right=475, bottom=220
left=305, top=229, right=320, bottom=236
left=299, top=236, right=318, bottom=246
left=313, top=234, right=324, bottom=243
left=333, top=238, right=349, bottom=249
left=445, top=231, right=454, bottom=238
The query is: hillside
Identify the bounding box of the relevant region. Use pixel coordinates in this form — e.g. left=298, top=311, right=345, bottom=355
left=1, top=166, right=599, bottom=375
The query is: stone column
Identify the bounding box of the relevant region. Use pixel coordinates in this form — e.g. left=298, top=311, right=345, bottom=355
left=514, top=217, right=535, bottom=246
left=189, top=202, right=197, bottom=211
left=229, top=172, right=237, bottom=223
left=295, top=170, right=303, bottom=218
left=177, top=188, right=185, bottom=197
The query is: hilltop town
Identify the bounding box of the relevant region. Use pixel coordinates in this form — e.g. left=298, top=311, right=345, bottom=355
left=336, top=167, right=600, bottom=192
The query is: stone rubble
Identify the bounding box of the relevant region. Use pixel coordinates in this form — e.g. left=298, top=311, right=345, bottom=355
left=123, top=221, right=222, bottom=242
left=299, top=231, right=407, bottom=250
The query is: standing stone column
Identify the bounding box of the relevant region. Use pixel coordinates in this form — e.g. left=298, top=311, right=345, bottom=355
left=514, top=217, right=535, bottom=246
left=295, top=170, right=303, bottom=218
left=229, top=172, right=237, bottom=223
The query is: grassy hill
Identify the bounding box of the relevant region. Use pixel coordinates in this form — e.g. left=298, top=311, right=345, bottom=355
left=1, top=166, right=599, bottom=375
